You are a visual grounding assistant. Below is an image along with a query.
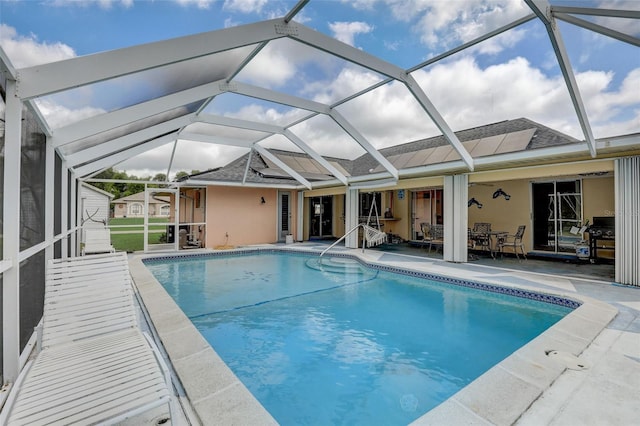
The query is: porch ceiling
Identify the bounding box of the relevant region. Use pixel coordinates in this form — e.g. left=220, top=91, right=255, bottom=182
left=1, top=0, right=639, bottom=189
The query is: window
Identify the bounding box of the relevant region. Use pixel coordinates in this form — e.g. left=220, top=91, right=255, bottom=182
left=160, top=205, right=170, bottom=216
left=359, top=192, right=382, bottom=217
left=130, top=203, right=143, bottom=216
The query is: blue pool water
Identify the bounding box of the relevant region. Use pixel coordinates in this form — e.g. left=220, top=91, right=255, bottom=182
left=146, top=252, right=572, bottom=425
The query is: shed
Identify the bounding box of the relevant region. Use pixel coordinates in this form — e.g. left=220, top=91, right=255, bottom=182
left=80, top=183, right=114, bottom=228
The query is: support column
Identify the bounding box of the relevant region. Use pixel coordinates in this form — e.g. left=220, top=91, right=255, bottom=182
left=60, top=162, right=68, bottom=258
left=345, top=188, right=359, bottom=248
left=3, top=79, right=22, bottom=383
left=297, top=191, right=304, bottom=242
left=615, top=156, right=640, bottom=286
left=69, top=172, right=77, bottom=257
left=45, top=138, right=55, bottom=262
left=443, top=175, right=468, bottom=262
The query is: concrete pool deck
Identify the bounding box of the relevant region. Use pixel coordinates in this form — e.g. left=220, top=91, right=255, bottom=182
left=129, top=244, right=640, bottom=425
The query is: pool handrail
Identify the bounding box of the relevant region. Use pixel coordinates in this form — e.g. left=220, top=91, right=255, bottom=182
left=320, top=223, right=368, bottom=257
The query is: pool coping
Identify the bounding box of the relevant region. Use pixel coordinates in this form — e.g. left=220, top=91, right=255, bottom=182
left=129, top=247, right=618, bottom=425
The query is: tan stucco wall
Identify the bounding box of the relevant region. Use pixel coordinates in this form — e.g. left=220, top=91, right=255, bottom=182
left=384, top=189, right=410, bottom=239
left=205, top=186, right=298, bottom=247
left=583, top=176, right=615, bottom=223
left=468, top=179, right=532, bottom=248
left=333, top=195, right=345, bottom=237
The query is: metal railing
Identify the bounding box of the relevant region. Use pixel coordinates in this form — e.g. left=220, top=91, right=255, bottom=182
left=320, top=223, right=367, bottom=257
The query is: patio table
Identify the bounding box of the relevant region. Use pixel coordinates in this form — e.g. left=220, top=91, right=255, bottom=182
left=489, top=231, right=509, bottom=258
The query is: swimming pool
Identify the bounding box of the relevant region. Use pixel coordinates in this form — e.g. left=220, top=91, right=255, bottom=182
left=145, top=251, right=576, bottom=425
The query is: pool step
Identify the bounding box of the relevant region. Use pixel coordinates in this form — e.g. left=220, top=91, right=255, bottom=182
left=305, top=257, right=366, bottom=274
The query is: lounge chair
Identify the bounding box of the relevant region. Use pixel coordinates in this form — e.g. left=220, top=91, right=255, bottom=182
left=2, top=253, right=176, bottom=426
left=82, top=227, right=115, bottom=255
left=40, top=252, right=134, bottom=348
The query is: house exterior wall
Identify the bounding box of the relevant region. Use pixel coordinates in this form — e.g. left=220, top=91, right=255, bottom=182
left=80, top=186, right=111, bottom=227
left=205, top=186, right=299, bottom=247
left=583, top=176, right=615, bottom=223
left=112, top=200, right=169, bottom=218
left=468, top=179, right=532, bottom=247
left=113, top=202, right=127, bottom=218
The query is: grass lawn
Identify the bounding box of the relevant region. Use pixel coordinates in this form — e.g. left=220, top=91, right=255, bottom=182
left=109, top=217, right=168, bottom=231
left=110, top=232, right=165, bottom=252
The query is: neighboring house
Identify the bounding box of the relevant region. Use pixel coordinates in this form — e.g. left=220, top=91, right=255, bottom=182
left=80, top=183, right=114, bottom=228
left=112, top=191, right=171, bottom=218
left=181, top=117, right=625, bottom=262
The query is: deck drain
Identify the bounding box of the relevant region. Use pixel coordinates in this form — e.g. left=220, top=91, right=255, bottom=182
left=545, top=350, right=590, bottom=370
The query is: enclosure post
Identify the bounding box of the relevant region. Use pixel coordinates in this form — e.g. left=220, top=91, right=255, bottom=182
left=61, top=161, right=69, bottom=258
left=615, top=156, right=640, bottom=286
left=45, top=137, right=55, bottom=262
left=143, top=184, right=149, bottom=252
left=2, top=79, right=22, bottom=383
left=70, top=172, right=77, bottom=257
left=443, top=175, right=468, bottom=262
left=345, top=188, right=359, bottom=248
left=297, top=191, right=304, bottom=241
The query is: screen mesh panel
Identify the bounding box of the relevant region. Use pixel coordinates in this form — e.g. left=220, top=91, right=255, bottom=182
left=19, top=105, right=46, bottom=352
left=0, top=91, right=5, bottom=382
left=54, top=152, right=62, bottom=258
left=19, top=251, right=45, bottom=350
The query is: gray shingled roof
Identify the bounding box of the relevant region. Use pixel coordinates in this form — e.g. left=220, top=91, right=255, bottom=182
left=189, top=118, right=579, bottom=185
left=351, top=117, right=579, bottom=175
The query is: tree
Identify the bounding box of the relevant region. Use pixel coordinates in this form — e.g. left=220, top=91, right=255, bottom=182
left=91, top=168, right=145, bottom=199
left=152, top=173, right=167, bottom=182
left=174, top=171, right=189, bottom=180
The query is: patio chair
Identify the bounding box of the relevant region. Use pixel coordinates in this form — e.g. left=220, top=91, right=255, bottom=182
left=363, top=224, right=387, bottom=247
left=427, top=224, right=444, bottom=253
left=468, top=228, right=478, bottom=260
left=420, top=222, right=431, bottom=247
left=471, top=222, right=492, bottom=253
left=82, top=227, right=115, bottom=255
left=2, top=253, right=176, bottom=426
left=498, top=225, right=527, bottom=260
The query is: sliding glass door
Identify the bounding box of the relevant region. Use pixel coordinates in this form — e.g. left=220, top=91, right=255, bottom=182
left=532, top=180, right=583, bottom=253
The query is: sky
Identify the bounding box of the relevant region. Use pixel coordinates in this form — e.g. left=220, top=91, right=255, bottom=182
left=1, top=0, right=639, bottom=179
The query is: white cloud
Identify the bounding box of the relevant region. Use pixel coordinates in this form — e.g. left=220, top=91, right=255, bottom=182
left=328, top=21, right=373, bottom=46
left=0, top=24, right=76, bottom=67
left=236, top=38, right=339, bottom=89
left=34, top=99, right=106, bottom=129
left=344, top=0, right=529, bottom=54
left=340, top=0, right=379, bottom=11
left=118, top=141, right=249, bottom=179
left=413, top=0, right=529, bottom=51
left=174, top=0, right=214, bottom=9
left=329, top=56, right=639, bottom=153
left=471, top=28, right=527, bottom=55
left=222, top=0, right=268, bottom=14
left=227, top=103, right=308, bottom=126
left=576, top=68, right=640, bottom=122
left=307, top=66, right=383, bottom=104
left=235, top=42, right=298, bottom=88
left=49, top=0, right=133, bottom=9
left=596, top=1, right=640, bottom=36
